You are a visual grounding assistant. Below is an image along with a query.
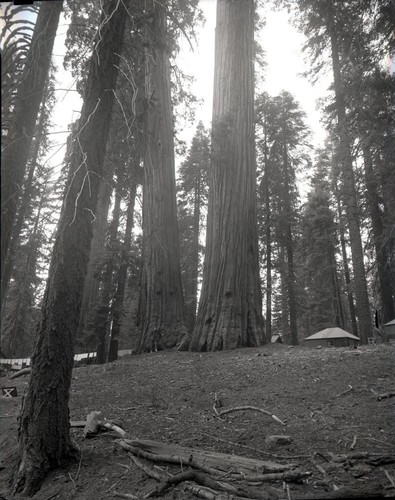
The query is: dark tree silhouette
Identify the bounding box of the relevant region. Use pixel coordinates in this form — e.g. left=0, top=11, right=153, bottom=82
left=13, top=0, right=130, bottom=493
left=1, top=1, right=63, bottom=306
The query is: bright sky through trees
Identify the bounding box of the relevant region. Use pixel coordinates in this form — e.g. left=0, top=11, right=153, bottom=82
left=177, top=1, right=328, bottom=148
left=0, top=2, right=329, bottom=173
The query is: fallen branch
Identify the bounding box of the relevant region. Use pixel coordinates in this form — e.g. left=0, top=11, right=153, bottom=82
left=328, top=451, right=384, bottom=463
left=229, top=469, right=311, bottom=483
left=102, top=421, right=126, bottom=438
left=128, top=454, right=165, bottom=481
left=125, top=452, right=273, bottom=499
left=217, top=406, right=286, bottom=426
left=83, top=411, right=126, bottom=438
left=145, top=469, right=272, bottom=499
left=367, top=455, right=395, bottom=466
left=182, top=483, right=229, bottom=499
left=350, top=435, right=357, bottom=450
left=113, top=492, right=139, bottom=499
left=376, top=391, right=395, bottom=401
left=335, top=384, right=353, bottom=398
left=9, top=367, right=31, bottom=379
left=383, top=468, right=395, bottom=488
left=309, top=459, right=326, bottom=476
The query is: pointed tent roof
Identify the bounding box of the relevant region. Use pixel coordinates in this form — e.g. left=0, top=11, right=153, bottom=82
left=304, top=327, right=359, bottom=341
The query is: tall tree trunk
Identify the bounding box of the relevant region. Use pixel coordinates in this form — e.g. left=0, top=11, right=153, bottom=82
left=281, top=143, right=298, bottom=345
left=1, top=1, right=63, bottom=303
left=329, top=26, right=372, bottom=343
left=278, top=244, right=290, bottom=341
left=1, top=96, right=47, bottom=308
left=76, top=176, right=113, bottom=343
left=363, top=145, right=395, bottom=323
left=108, top=179, right=137, bottom=362
left=1, top=199, right=43, bottom=358
left=95, top=186, right=121, bottom=364
left=183, top=171, right=202, bottom=331
left=378, top=138, right=395, bottom=299
left=137, top=1, right=187, bottom=352
left=190, top=0, right=265, bottom=351
left=330, top=245, right=345, bottom=329
left=335, top=192, right=358, bottom=336
left=13, top=0, right=129, bottom=493
left=263, top=129, right=272, bottom=342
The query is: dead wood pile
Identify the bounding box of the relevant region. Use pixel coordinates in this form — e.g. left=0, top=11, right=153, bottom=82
left=80, top=411, right=394, bottom=499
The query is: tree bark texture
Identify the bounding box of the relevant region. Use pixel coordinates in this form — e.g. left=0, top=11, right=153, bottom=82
left=330, top=26, right=371, bottom=343
left=363, top=145, right=395, bottom=323
left=76, top=169, right=113, bottom=343
left=264, top=186, right=272, bottom=342
left=13, top=0, right=129, bottom=494
left=190, top=0, right=265, bottom=351
left=1, top=1, right=63, bottom=306
left=137, top=1, right=187, bottom=352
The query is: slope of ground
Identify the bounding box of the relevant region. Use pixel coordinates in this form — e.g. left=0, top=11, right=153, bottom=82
left=1, top=343, right=394, bottom=499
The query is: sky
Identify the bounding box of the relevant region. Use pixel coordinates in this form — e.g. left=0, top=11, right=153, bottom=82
left=176, top=1, right=329, bottom=149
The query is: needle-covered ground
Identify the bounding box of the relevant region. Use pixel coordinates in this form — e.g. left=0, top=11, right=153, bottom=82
left=1, top=343, right=394, bottom=499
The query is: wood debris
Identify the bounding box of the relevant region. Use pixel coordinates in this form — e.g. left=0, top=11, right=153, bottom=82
left=217, top=405, right=286, bottom=426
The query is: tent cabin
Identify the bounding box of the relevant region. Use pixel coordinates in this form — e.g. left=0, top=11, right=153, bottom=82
left=271, top=334, right=283, bottom=344
left=304, top=327, right=359, bottom=348
left=383, top=319, right=395, bottom=342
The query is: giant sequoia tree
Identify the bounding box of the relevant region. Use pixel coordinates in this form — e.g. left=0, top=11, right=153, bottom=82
left=13, top=0, right=129, bottom=493
left=136, top=0, right=188, bottom=352
left=190, top=0, right=265, bottom=351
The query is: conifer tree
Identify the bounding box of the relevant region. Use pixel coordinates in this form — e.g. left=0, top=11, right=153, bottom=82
left=284, top=0, right=377, bottom=342
left=14, top=0, right=130, bottom=493
left=300, top=158, right=345, bottom=333
left=256, top=91, right=310, bottom=344
left=191, top=0, right=264, bottom=351
left=177, top=122, right=210, bottom=331
left=1, top=1, right=63, bottom=305
left=136, top=0, right=189, bottom=352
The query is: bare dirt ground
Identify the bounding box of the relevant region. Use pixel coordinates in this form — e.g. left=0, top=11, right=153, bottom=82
left=1, top=343, right=395, bottom=499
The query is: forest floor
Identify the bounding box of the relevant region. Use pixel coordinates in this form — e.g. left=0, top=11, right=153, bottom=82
left=1, top=343, right=395, bottom=500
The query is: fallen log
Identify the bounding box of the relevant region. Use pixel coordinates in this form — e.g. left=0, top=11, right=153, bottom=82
left=9, top=368, right=31, bottom=379
left=228, top=469, right=311, bottom=483
left=126, top=454, right=275, bottom=500
left=144, top=470, right=271, bottom=500
left=117, top=438, right=294, bottom=475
